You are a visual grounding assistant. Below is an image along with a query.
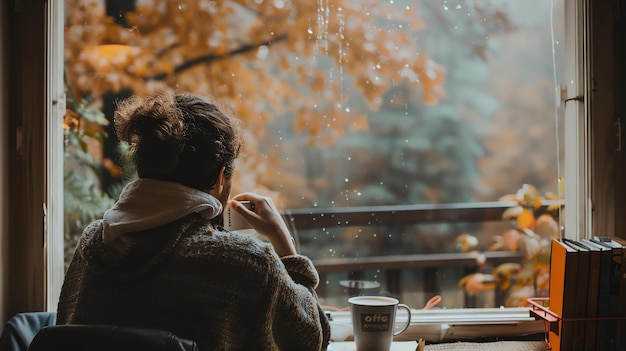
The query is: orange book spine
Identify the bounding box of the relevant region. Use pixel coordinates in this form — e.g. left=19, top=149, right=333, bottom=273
left=548, top=239, right=579, bottom=351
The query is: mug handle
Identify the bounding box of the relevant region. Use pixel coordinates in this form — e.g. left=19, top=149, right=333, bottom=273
left=393, top=304, right=412, bottom=336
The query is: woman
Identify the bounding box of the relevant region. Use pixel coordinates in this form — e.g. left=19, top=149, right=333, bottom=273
left=57, top=91, right=331, bottom=351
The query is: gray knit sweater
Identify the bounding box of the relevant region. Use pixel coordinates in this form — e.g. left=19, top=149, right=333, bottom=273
left=56, top=214, right=331, bottom=351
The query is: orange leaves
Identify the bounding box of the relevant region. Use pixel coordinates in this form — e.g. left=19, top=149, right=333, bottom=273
left=419, top=59, right=447, bottom=103
left=63, top=109, right=81, bottom=133
left=459, top=273, right=497, bottom=295
left=499, top=183, right=562, bottom=243
left=102, top=158, right=122, bottom=178
left=494, top=262, right=521, bottom=291
left=349, top=114, right=370, bottom=132
left=502, top=205, right=535, bottom=230
left=488, top=229, right=520, bottom=252
left=454, top=233, right=479, bottom=253
left=80, top=45, right=136, bottom=74
left=517, top=184, right=542, bottom=210
left=535, top=214, right=560, bottom=239
left=84, top=43, right=173, bottom=79
left=308, top=71, right=329, bottom=94
left=459, top=183, right=562, bottom=306
left=73, top=44, right=173, bottom=95
left=517, top=208, right=536, bottom=230
left=64, top=0, right=451, bottom=192
left=291, top=0, right=446, bottom=111
left=500, top=183, right=542, bottom=209
left=294, top=104, right=368, bottom=147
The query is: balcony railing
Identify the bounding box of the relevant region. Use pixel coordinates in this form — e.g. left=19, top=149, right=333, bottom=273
left=282, top=200, right=560, bottom=307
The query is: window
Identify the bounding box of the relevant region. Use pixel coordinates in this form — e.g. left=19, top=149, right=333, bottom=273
left=57, top=0, right=571, bottom=310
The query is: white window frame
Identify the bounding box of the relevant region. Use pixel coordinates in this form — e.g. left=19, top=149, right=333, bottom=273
left=563, top=0, right=592, bottom=241
left=46, top=0, right=65, bottom=312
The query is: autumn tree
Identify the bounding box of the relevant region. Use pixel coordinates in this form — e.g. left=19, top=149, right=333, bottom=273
left=64, top=0, right=445, bottom=196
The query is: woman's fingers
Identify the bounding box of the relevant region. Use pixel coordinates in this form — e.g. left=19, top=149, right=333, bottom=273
left=227, top=193, right=296, bottom=256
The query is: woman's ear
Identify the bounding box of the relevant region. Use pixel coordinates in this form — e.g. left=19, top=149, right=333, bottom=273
left=208, top=166, right=226, bottom=199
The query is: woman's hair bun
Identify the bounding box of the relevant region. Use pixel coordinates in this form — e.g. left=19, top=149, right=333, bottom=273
left=115, top=91, right=184, bottom=145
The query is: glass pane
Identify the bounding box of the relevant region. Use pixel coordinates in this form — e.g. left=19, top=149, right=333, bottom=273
left=63, top=0, right=565, bottom=309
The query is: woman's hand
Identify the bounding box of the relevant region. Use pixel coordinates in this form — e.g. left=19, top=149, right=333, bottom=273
left=228, top=193, right=297, bottom=257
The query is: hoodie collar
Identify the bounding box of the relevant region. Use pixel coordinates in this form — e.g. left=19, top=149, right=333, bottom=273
left=102, top=178, right=222, bottom=246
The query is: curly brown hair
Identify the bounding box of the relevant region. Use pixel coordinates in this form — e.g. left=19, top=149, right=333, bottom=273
left=114, top=91, right=243, bottom=190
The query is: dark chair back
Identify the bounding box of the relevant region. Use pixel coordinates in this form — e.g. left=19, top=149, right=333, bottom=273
left=0, top=312, right=57, bottom=351
left=27, top=324, right=197, bottom=351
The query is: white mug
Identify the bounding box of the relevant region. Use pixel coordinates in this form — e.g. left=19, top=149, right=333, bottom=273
left=349, top=296, right=412, bottom=351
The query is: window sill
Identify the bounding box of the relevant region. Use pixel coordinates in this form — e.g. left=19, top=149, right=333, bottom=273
left=328, top=307, right=545, bottom=343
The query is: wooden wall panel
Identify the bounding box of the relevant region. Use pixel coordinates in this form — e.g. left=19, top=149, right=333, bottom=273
left=4, top=0, right=47, bottom=319
left=590, top=0, right=626, bottom=240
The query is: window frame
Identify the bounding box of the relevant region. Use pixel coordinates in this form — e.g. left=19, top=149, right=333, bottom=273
left=563, top=0, right=591, bottom=241
left=44, top=0, right=595, bottom=311
left=46, top=0, right=65, bottom=313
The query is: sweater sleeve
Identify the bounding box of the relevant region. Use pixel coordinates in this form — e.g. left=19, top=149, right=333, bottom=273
left=280, top=255, right=320, bottom=288
left=264, top=251, right=331, bottom=351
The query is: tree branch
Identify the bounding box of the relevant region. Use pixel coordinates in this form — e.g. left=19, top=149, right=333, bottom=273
left=145, top=33, right=289, bottom=81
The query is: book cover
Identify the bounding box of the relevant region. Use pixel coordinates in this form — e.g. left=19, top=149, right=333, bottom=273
left=573, top=239, right=602, bottom=350
left=584, top=239, right=612, bottom=350
left=613, top=239, right=626, bottom=350
left=614, top=238, right=626, bottom=350
left=594, top=237, right=625, bottom=350
left=549, top=239, right=579, bottom=351
left=563, top=239, right=590, bottom=350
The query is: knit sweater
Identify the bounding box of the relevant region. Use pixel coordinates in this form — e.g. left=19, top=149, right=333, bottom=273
left=56, top=214, right=331, bottom=351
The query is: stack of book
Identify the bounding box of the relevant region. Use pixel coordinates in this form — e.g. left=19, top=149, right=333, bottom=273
left=548, top=237, right=626, bottom=351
